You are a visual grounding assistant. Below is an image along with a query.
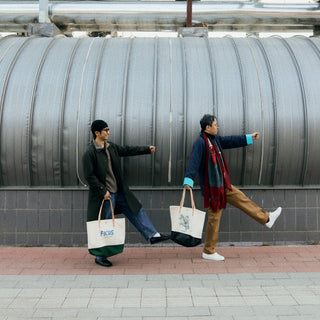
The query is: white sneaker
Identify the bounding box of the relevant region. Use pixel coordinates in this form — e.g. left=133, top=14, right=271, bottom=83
left=265, top=207, right=282, bottom=228
left=202, top=252, right=225, bottom=261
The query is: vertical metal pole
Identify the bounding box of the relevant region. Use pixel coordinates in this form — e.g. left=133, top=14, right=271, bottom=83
left=187, top=0, right=192, bottom=27
left=39, top=0, right=50, bottom=23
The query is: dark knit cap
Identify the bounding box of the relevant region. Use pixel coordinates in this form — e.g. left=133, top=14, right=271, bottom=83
left=91, top=120, right=108, bottom=135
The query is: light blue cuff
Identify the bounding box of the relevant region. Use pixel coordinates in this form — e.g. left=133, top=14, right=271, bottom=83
left=183, top=177, right=194, bottom=188
left=246, top=134, right=253, bottom=145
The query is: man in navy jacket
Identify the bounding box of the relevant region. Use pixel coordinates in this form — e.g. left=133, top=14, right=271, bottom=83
left=184, top=114, right=282, bottom=261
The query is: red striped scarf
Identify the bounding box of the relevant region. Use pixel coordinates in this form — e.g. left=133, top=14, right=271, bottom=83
left=202, top=132, right=232, bottom=211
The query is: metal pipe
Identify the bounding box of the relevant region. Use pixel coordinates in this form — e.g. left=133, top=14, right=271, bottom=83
left=0, top=2, right=319, bottom=33
left=39, top=0, right=50, bottom=23
left=0, top=36, right=320, bottom=187
left=187, top=0, right=192, bottom=27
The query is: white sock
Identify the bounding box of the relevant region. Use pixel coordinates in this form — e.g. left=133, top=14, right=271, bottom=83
left=153, top=232, right=161, bottom=238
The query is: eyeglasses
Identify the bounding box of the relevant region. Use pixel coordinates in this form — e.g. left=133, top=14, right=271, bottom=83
left=102, top=128, right=110, bottom=132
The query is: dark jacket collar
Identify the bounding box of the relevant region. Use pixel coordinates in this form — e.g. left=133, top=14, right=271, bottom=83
left=201, top=132, right=216, bottom=140
left=92, top=140, right=110, bottom=152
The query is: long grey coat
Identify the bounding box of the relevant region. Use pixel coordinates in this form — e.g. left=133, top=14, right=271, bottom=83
left=82, top=141, right=151, bottom=222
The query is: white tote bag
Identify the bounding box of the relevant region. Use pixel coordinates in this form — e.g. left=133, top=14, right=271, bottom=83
left=87, top=199, right=126, bottom=257
left=170, top=188, right=206, bottom=247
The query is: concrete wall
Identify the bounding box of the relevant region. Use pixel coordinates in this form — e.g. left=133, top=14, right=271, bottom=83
left=1, top=187, right=319, bottom=247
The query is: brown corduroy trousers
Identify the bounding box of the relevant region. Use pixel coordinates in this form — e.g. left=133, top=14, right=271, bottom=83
left=203, top=185, right=270, bottom=255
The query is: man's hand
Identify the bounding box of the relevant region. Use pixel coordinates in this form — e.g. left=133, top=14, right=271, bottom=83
left=150, top=146, right=156, bottom=153
left=252, top=132, right=260, bottom=140
left=184, top=185, right=192, bottom=190
left=103, top=191, right=111, bottom=200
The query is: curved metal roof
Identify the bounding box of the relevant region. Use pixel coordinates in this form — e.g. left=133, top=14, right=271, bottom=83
left=0, top=35, right=319, bottom=187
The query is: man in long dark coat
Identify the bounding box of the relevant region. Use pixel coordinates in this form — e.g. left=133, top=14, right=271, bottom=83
left=83, top=120, right=169, bottom=267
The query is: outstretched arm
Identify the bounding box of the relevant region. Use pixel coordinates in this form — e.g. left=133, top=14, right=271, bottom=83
left=115, top=144, right=152, bottom=157
left=218, top=132, right=260, bottom=149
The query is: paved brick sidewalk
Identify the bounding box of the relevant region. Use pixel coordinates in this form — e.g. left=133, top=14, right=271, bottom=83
left=0, top=245, right=319, bottom=275
left=1, top=245, right=320, bottom=319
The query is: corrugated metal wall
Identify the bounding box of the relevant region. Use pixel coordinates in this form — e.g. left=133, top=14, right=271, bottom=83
left=1, top=35, right=320, bottom=246
left=0, top=36, right=320, bottom=188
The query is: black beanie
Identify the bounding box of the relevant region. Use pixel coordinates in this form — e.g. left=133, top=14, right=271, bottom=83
left=91, top=120, right=108, bottom=135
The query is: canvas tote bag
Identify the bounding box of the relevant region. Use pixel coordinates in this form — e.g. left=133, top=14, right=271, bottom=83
left=170, top=188, right=206, bottom=247
left=87, top=199, right=125, bottom=257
